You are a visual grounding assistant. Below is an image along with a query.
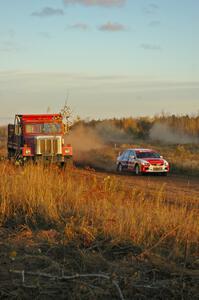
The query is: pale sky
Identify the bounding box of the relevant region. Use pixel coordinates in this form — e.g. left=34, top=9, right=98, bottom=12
left=0, top=0, right=199, bottom=124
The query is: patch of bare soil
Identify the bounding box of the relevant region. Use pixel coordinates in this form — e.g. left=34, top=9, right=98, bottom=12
left=0, top=227, right=198, bottom=300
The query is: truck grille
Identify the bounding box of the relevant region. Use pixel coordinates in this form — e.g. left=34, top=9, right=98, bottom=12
left=36, top=136, right=62, bottom=155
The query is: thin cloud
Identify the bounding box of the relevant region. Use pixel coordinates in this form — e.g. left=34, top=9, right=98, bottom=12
left=0, top=41, right=19, bottom=52
left=31, top=7, right=64, bottom=17
left=149, top=3, right=159, bottom=9
left=68, top=23, right=90, bottom=30
left=63, top=0, right=126, bottom=7
left=148, top=20, right=160, bottom=27
left=99, top=22, right=126, bottom=32
left=0, top=30, right=16, bottom=40
left=143, top=3, right=159, bottom=14
left=1, top=70, right=199, bottom=88
left=8, top=29, right=16, bottom=38
left=140, top=43, right=161, bottom=51
left=39, top=32, right=52, bottom=39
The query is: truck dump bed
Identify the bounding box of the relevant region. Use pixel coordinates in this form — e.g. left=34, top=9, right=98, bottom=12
left=8, top=124, right=15, bottom=148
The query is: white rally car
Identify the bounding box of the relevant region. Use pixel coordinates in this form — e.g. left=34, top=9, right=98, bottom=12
left=116, top=148, right=170, bottom=176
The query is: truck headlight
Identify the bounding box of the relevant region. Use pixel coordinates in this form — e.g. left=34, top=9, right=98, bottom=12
left=25, top=149, right=31, bottom=155
left=65, top=149, right=70, bottom=154
left=23, top=147, right=32, bottom=156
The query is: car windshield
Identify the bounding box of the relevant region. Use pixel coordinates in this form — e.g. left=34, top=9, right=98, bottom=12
left=26, top=123, right=62, bottom=134
left=136, top=151, right=160, bottom=159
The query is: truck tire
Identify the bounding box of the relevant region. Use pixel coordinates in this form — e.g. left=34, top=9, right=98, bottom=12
left=61, top=157, right=73, bottom=169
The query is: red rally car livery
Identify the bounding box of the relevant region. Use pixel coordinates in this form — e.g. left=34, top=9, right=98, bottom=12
left=116, top=148, right=170, bottom=176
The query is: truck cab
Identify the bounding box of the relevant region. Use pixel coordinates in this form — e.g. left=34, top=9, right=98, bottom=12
left=8, top=114, right=73, bottom=165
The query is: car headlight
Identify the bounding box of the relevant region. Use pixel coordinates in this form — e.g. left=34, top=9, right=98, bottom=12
left=141, top=160, right=150, bottom=166
left=164, top=160, right=169, bottom=166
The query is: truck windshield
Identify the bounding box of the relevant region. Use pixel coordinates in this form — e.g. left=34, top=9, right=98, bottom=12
left=136, top=152, right=160, bottom=159
left=26, top=123, right=62, bottom=134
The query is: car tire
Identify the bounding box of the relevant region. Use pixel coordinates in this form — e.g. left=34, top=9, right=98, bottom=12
left=161, top=172, right=168, bottom=176
left=135, top=164, right=141, bottom=176
left=117, top=163, right=123, bottom=172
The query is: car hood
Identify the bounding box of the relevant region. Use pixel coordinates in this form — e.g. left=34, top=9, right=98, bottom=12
left=139, top=158, right=165, bottom=164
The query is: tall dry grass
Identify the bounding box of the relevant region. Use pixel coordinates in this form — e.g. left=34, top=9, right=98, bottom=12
left=0, top=162, right=198, bottom=260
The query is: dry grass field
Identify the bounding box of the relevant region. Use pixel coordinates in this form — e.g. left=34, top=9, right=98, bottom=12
left=0, top=120, right=199, bottom=299
left=0, top=161, right=198, bottom=299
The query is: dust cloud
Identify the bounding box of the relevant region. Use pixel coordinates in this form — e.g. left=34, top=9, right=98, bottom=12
left=64, top=123, right=133, bottom=168
left=95, top=123, right=133, bottom=144
left=65, top=123, right=133, bottom=154
left=149, top=123, right=199, bottom=144
left=64, top=124, right=104, bottom=164
left=65, top=124, right=104, bottom=153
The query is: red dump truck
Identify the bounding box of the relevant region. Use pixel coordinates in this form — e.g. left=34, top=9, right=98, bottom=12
left=8, top=114, right=73, bottom=165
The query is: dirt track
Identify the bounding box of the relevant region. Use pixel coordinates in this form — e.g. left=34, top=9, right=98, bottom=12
left=80, top=167, right=199, bottom=206
left=115, top=172, right=199, bottom=198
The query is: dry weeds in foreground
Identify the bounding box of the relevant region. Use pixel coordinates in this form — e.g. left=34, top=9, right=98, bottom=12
left=0, top=162, right=199, bottom=299
left=0, top=162, right=198, bottom=261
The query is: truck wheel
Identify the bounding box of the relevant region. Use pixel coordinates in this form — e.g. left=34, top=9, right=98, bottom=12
left=61, top=158, right=73, bottom=169
left=135, top=164, right=141, bottom=176
left=14, top=152, right=24, bottom=166
left=8, top=149, right=15, bottom=160
left=15, top=157, right=24, bottom=166
left=8, top=150, right=12, bottom=160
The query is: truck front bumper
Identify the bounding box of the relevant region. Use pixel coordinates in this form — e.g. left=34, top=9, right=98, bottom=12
left=33, top=154, right=72, bottom=163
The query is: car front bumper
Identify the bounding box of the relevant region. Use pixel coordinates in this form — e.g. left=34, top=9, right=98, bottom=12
left=141, top=165, right=169, bottom=173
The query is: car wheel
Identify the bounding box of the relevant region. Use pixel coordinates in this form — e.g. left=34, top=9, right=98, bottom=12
left=161, top=172, right=168, bottom=176
left=117, top=163, right=123, bottom=172
left=135, top=164, right=141, bottom=176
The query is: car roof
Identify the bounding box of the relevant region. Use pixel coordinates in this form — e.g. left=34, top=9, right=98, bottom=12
left=125, top=148, right=155, bottom=152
